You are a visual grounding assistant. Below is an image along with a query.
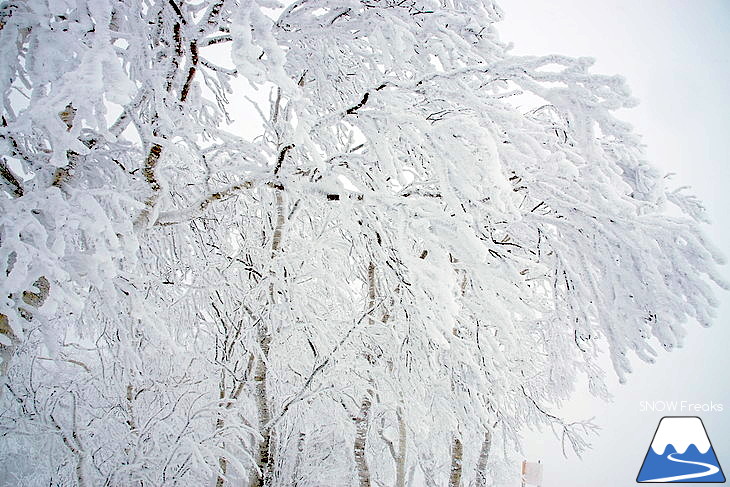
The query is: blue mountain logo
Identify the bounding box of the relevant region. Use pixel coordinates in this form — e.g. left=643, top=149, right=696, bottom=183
left=637, top=416, right=725, bottom=483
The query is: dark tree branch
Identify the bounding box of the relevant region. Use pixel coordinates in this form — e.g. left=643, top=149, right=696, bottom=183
left=200, top=35, right=232, bottom=46
left=345, top=84, right=387, bottom=116
left=0, top=158, right=23, bottom=197
left=180, top=41, right=199, bottom=102
left=167, top=0, right=187, bottom=24
left=273, top=144, right=294, bottom=175
left=346, top=93, right=370, bottom=115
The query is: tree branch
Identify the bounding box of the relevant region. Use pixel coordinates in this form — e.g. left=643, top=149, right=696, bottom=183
left=273, top=144, right=294, bottom=175
left=167, top=0, right=187, bottom=24
left=200, top=35, right=232, bottom=47
left=155, top=180, right=255, bottom=226
left=0, top=158, right=23, bottom=197
left=266, top=302, right=385, bottom=430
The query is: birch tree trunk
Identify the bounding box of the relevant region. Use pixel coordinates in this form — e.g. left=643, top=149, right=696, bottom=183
left=395, top=407, right=407, bottom=487
left=353, top=260, right=378, bottom=486
left=251, top=189, right=286, bottom=487
left=448, top=436, right=463, bottom=487
left=475, top=430, right=492, bottom=487
left=291, top=432, right=306, bottom=486
left=0, top=276, right=49, bottom=376
left=215, top=370, right=228, bottom=487
left=367, top=262, right=376, bottom=326
left=354, top=394, right=373, bottom=487
left=251, top=327, right=272, bottom=487
left=0, top=1, right=721, bottom=485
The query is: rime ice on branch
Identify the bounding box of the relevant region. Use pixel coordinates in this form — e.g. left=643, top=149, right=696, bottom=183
left=0, top=1, right=724, bottom=486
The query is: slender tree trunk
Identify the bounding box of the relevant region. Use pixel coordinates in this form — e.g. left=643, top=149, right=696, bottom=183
left=395, top=407, right=407, bottom=487
left=353, top=261, right=377, bottom=486
left=448, top=257, right=468, bottom=487
left=367, top=262, right=376, bottom=325
left=251, top=323, right=272, bottom=487
left=76, top=455, right=89, bottom=487
left=291, top=432, right=305, bottom=486
left=215, top=376, right=246, bottom=487
left=215, top=370, right=228, bottom=487
left=354, top=394, right=372, bottom=487
left=271, top=190, right=285, bottom=256
left=475, top=430, right=492, bottom=487
left=215, top=456, right=227, bottom=487
left=57, top=393, right=89, bottom=487
left=448, top=436, right=463, bottom=487
left=213, top=307, right=248, bottom=487
left=251, top=189, right=285, bottom=487
left=123, top=381, right=139, bottom=482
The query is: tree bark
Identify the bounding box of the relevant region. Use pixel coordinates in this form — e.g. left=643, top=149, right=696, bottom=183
left=271, top=190, right=285, bottom=256
left=214, top=346, right=247, bottom=486
left=367, top=261, right=376, bottom=325
left=475, top=430, right=492, bottom=487
left=448, top=436, right=463, bottom=487
left=251, top=324, right=272, bottom=487
left=215, top=370, right=228, bottom=487
left=395, top=407, right=407, bottom=487
left=354, top=394, right=372, bottom=487
left=251, top=188, right=286, bottom=487
left=215, top=457, right=227, bottom=487
left=291, top=431, right=305, bottom=486
left=1, top=276, right=50, bottom=376
left=353, top=261, right=377, bottom=486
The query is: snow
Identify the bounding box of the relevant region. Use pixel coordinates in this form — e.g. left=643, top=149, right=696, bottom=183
left=0, top=1, right=723, bottom=485
left=651, top=417, right=712, bottom=455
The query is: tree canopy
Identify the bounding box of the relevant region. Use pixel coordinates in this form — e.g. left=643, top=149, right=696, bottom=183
left=0, top=1, right=724, bottom=486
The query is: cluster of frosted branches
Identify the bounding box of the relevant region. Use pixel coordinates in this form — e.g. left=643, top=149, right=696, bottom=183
left=0, top=1, right=724, bottom=486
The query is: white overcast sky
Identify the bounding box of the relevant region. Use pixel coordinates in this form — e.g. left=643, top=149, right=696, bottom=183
left=498, top=1, right=730, bottom=486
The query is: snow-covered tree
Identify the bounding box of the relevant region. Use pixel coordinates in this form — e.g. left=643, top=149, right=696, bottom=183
left=0, top=0, right=724, bottom=486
